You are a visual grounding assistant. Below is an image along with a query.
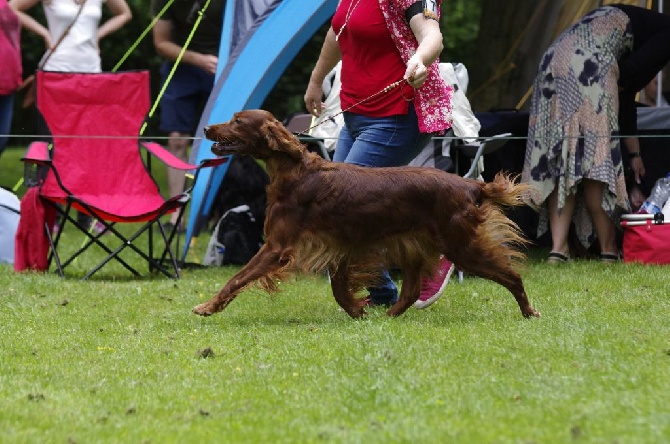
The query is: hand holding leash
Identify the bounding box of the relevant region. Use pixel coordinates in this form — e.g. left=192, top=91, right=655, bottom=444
left=405, top=54, right=427, bottom=88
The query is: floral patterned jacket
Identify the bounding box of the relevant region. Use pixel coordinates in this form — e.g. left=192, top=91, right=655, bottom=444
left=378, top=0, right=453, bottom=134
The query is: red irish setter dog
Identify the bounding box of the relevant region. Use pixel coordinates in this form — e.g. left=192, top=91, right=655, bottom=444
left=193, top=109, right=540, bottom=319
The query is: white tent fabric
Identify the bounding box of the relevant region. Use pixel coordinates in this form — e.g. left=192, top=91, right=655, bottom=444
left=0, top=187, right=20, bottom=264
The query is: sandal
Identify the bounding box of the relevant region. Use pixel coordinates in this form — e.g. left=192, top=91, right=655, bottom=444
left=547, top=251, right=570, bottom=264
left=600, top=252, right=620, bottom=264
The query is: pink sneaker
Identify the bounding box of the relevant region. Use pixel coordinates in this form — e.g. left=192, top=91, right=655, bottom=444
left=414, top=256, right=454, bottom=309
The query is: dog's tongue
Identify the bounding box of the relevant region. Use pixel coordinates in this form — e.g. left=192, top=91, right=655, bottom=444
left=211, top=142, right=229, bottom=150
left=211, top=142, right=238, bottom=154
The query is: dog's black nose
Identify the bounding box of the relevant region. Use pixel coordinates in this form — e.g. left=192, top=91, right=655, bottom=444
left=203, top=126, right=210, bottom=135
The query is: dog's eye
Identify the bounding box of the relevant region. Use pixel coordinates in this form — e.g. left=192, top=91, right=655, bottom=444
left=234, top=118, right=242, bottom=125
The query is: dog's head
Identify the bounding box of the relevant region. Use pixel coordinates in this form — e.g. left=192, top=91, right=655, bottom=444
left=204, top=109, right=303, bottom=161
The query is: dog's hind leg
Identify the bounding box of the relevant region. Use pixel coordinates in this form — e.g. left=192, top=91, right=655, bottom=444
left=453, top=249, right=539, bottom=318
left=192, top=245, right=285, bottom=316
left=329, top=262, right=366, bottom=318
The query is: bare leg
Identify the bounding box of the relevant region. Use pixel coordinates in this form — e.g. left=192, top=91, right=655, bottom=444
left=167, top=131, right=189, bottom=226
left=582, top=179, right=617, bottom=254
left=193, top=245, right=284, bottom=316
left=548, top=185, right=576, bottom=257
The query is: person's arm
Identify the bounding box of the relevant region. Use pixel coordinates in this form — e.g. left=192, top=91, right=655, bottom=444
left=97, top=0, right=132, bottom=42
left=619, top=91, right=645, bottom=183
left=405, top=9, right=444, bottom=88
left=618, top=29, right=670, bottom=94
left=304, top=26, right=342, bottom=117
left=623, top=137, right=646, bottom=184
left=151, top=18, right=218, bottom=74
left=9, top=0, right=52, bottom=49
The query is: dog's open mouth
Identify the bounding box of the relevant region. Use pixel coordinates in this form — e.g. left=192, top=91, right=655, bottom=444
left=210, top=136, right=239, bottom=154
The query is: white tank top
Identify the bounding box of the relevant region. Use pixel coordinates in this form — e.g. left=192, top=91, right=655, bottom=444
left=41, top=0, right=104, bottom=73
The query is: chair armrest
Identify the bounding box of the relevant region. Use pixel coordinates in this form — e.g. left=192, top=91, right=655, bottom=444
left=199, top=157, right=228, bottom=169
left=141, top=141, right=229, bottom=170
left=455, top=133, right=512, bottom=179
left=141, top=141, right=198, bottom=171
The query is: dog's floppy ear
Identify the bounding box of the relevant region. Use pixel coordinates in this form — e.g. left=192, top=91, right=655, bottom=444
left=262, top=119, right=303, bottom=160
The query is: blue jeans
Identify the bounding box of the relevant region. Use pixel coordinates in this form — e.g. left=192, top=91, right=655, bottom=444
left=333, top=104, right=431, bottom=305
left=0, top=93, right=14, bottom=156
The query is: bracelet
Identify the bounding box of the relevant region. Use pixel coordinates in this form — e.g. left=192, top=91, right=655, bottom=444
left=628, top=152, right=641, bottom=159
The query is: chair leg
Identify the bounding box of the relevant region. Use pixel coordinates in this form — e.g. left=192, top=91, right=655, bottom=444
left=44, top=220, right=64, bottom=277
left=82, top=222, right=178, bottom=280
left=152, top=219, right=182, bottom=279
left=44, top=198, right=184, bottom=279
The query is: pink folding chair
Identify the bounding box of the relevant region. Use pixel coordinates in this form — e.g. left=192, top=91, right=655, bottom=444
left=21, top=70, right=226, bottom=279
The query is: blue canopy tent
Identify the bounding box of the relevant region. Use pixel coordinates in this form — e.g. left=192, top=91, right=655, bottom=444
left=182, top=0, right=337, bottom=260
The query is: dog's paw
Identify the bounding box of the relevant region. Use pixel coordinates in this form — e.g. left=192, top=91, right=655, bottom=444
left=192, top=303, right=216, bottom=317
left=522, top=307, right=541, bottom=318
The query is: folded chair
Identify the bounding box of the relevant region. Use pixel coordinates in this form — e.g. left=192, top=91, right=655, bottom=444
left=284, top=112, right=331, bottom=159
left=451, top=133, right=512, bottom=179
left=21, top=70, right=226, bottom=279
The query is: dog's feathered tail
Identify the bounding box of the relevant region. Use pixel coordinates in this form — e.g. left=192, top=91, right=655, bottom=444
left=477, top=173, right=531, bottom=264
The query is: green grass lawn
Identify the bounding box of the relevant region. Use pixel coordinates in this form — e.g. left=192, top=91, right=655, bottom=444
left=2, top=146, right=670, bottom=443
left=2, top=258, right=669, bottom=443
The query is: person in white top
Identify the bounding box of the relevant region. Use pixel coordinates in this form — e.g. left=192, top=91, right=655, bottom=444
left=10, top=0, right=131, bottom=73
left=10, top=0, right=131, bottom=232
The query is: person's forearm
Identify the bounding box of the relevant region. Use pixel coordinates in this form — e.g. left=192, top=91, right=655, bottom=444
left=411, top=20, right=443, bottom=66
left=155, top=40, right=205, bottom=66
left=13, top=10, right=50, bottom=42
left=98, top=14, right=132, bottom=41
left=624, top=137, right=641, bottom=156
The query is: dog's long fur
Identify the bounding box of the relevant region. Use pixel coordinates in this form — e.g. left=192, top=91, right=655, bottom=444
left=193, top=109, right=540, bottom=319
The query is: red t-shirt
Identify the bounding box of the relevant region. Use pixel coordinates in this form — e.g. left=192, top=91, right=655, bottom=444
left=333, top=0, right=413, bottom=116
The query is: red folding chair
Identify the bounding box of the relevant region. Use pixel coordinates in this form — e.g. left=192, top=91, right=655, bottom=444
left=21, top=70, right=226, bottom=279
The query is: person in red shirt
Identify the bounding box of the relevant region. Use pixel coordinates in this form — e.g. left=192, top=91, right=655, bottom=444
left=304, top=0, right=453, bottom=309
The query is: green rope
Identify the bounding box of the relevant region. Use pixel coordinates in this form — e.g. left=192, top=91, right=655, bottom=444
left=12, top=177, right=23, bottom=193
left=111, top=0, right=177, bottom=73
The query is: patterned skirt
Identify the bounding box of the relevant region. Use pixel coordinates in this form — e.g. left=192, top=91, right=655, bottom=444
left=522, top=6, right=633, bottom=246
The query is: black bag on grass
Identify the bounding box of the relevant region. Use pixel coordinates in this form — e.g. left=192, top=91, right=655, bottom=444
left=203, top=205, right=264, bottom=266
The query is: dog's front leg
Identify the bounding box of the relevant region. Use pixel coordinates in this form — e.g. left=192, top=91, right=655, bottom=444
left=329, top=263, right=366, bottom=318
left=192, top=245, right=284, bottom=316
left=387, top=266, right=422, bottom=317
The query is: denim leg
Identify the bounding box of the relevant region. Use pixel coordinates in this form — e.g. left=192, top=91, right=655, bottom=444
left=0, top=94, right=14, bottom=156
left=332, top=104, right=431, bottom=305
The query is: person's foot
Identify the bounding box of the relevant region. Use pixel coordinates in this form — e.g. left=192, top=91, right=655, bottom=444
left=414, top=256, right=454, bottom=309
left=600, top=252, right=619, bottom=264
left=547, top=251, right=570, bottom=264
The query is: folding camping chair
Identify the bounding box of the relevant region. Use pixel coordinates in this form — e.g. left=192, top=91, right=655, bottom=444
left=284, top=113, right=331, bottom=159
left=21, top=70, right=226, bottom=279
left=452, top=133, right=512, bottom=179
